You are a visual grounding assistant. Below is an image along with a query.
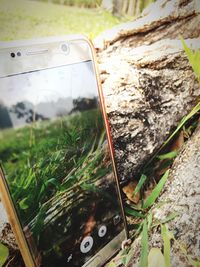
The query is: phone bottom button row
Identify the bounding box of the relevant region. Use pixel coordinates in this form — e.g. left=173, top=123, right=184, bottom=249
left=80, top=236, right=94, bottom=253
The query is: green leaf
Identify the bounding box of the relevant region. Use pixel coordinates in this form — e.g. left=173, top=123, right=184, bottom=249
left=147, top=248, right=165, bottom=267
left=132, top=222, right=143, bottom=238
left=152, top=212, right=179, bottom=228
left=121, top=248, right=134, bottom=266
left=147, top=212, right=153, bottom=230
left=44, top=178, right=60, bottom=188
left=145, top=101, right=200, bottom=168
left=143, top=170, right=169, bottom=209
left=125, top=207, right=145, bottom=218
left=161, top=224, right=173, bottom=267
left=0, top=243, right=9, bottom=267
left=157, top=151, right=178, bottom=160
left=161, top=212, right=179, bottom=224
left=19, top=197, right=29, bottom=210
left=107, top=262, right=116, bottom=267
left=139, top=219, right=148, bottom=267
left=133, top=174, right=147, bottom=196
left=162, top=102, right=200, bottom=148
left=180, top=36, right=200, bottom=83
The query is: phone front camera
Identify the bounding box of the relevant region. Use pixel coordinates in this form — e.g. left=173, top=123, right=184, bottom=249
left=61, top=44, right=68, bottom=52
left=10, top=52, right=15, bottom=58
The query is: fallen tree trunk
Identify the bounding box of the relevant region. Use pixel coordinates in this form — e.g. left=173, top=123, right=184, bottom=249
left=95, top=0, right=200, bottom=183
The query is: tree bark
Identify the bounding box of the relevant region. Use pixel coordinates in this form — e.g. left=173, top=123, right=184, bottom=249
left=95, top=0, right=200, bottom=184
left=111, top=122, right=200, bottom=267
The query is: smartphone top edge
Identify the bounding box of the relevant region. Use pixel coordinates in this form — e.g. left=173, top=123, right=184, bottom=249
left=0, top=34, right=92, bottom=49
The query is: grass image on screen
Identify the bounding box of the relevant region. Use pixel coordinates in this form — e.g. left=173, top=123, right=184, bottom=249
left=0, top=62, right=123, bottom=266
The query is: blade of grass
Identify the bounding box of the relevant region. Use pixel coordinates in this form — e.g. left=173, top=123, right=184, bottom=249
left=162, top=102, right=200, bottom=149
left=157, top=151, right=178, bottom=160
left=0, top=243, right=9, bottom=266
left=125, top=207, right=145, bottom=218
left=143, top=102, right=200, bottom=170
left=139, top=219, right=148, bottom=267
left=129, top=203, right=144, bottom=211
left=108, top=262, right=117, bottom=267
left=180, top=36, right=200, bottom=83
left=152, top=212, right=179, bottom=228
left=133, top=174, right=147, bottom=196
left=161, top=212, right=179, bottom=224
left=132, top=221, right=144, bottom=238
left=147, top=248, right=165, bottom=267
left=121, top=248, right=134, bottom=266
left=143, top=170, right=170, bottom=209
left=147, top=211, right=153, bottom=230
left=161, top=224, right=174, bottom=267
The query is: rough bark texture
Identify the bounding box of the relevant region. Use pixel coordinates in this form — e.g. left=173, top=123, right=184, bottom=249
left=151, top=123, right=200, bottom=266
left=117, top=122, right=200, bottom=267
left=95, top=0, right=200, bottom=183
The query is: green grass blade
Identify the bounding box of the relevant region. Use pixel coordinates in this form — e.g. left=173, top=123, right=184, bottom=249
left=180, top=36, right=200, bottom=83
left=139, top=219, right=148, bottom=267
left=143, top=170, right=170, bottom=209
left=147, top=211, right=153, bottom=230
left=161, top=224, right=173, bottom=267
left=148, top=248, right=165, bottom=267
left=133, top=174, right=147, bottom=196
left=125, top=207, right=145, bottom=218
left=157, top=151, right=178, bottom=160
left=145, top=101, right=200, bottom=169
left=152, top=212, right=179, bottom=228
left=121, top=248, right=134, bottom=266
left=108, top=262, right=117, bottom=267
left=132, top=222, right=143, bottom=238
left=161, top=212, right=179, bottom=224
left=162, top=102, right=200, bottom=149
left=0, top=243, right=9, bottom=266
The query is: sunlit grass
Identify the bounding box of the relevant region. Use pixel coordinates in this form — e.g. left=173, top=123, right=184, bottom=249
left=0, top=0, right=127, bottom=41
left=0, top=109, right=104, bottom=224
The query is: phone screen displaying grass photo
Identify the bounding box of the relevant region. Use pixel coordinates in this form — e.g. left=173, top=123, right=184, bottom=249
left=0, top=60, right=124, bottom=266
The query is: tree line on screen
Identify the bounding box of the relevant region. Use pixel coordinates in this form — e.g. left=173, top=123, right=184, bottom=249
left=0, top=97, right=97, bottom=129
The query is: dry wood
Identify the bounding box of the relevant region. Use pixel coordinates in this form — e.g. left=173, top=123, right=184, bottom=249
left=95, top=0, right=200, bottom=183
left=118, top=123, right=200, bottom=267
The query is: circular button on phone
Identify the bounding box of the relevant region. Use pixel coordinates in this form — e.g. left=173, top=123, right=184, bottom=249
left=80, top=236, right=94, bottom=253
left=98, top=225, right=107, bottom=237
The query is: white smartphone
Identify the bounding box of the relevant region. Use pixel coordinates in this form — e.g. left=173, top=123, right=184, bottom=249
left=0, top=35, right=128, bottom=267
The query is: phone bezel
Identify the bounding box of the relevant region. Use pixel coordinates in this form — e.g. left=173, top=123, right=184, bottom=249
left=0, top=35, right=128, bottom=267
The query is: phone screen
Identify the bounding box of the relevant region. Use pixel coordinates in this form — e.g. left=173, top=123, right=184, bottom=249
left=0, top=60, right=124, bottom=266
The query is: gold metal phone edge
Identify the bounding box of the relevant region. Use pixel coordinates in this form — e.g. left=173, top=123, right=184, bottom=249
left=0, top=168, right=37, bottom=267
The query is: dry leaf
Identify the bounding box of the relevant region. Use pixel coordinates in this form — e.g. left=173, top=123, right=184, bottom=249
left=122, top=181, right=140, bottom=204
left=148, top=248, right=166, bottom=267
left=170, top=130, right=184, bottom=151
left=156, top=131, right=184, bottom=177
left=83, top=215, right=96, bottom=236
left=144, top=188, right=153, bottom=201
